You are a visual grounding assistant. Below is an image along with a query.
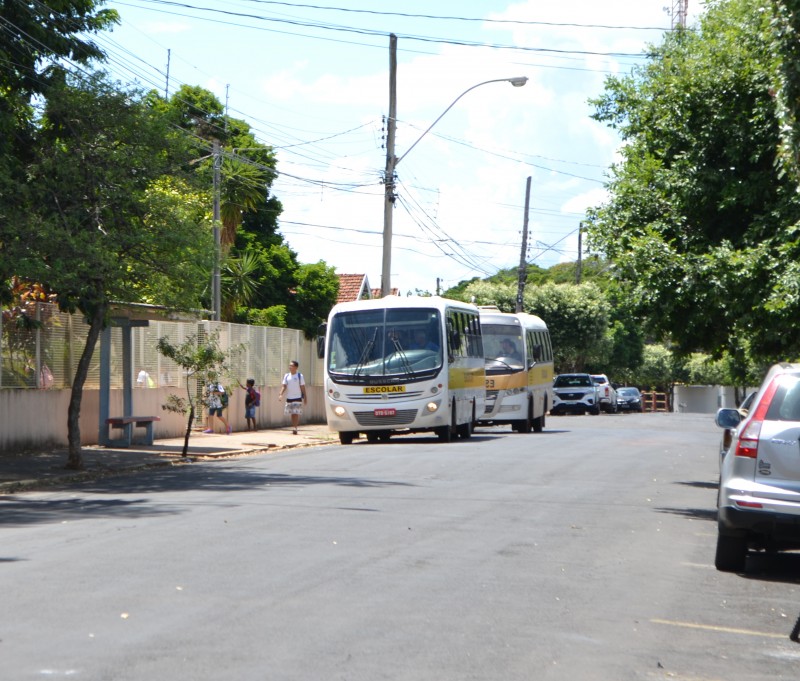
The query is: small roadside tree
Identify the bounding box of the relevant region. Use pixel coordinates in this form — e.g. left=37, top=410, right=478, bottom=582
left=156, top=332, right=233, bottom=458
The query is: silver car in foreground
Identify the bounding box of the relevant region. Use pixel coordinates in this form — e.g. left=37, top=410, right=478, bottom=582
left=714, top=363, right=800, bottom=572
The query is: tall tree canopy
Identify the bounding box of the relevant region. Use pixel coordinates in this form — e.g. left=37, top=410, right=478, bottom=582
left=14, top=71, right=211, bottom=467
left=163, top=84, right=338, bottom=333
left=586, top=0, right=800, bottom=364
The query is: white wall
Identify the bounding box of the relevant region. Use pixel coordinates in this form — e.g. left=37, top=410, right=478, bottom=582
left=0, top=386, right=325, bottom=452
left=672, top=385, right=753, bottom=414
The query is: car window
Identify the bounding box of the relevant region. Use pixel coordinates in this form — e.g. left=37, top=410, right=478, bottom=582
left=554, top=375, right=591, bottom=387
left=765, top=376, right=800, bottom=421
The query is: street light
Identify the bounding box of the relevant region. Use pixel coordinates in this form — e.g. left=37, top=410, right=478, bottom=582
left=381, top=75, right=528, bottom=297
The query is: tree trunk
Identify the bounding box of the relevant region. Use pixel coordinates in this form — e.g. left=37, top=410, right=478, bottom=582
left=65, top=304, right=106, bottom=470
left=182, top=405, right=194, bottom=458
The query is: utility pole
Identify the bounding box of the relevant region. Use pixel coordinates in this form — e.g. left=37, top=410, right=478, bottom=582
left=212, top=140, right=222, bottom=321
left=576, top=222, right=583, bottom=284
left=381, top=34, right=398, bottom=298
left=165, top=49, right=171, bottom=99
left=515, top=176, right=532, bottom=313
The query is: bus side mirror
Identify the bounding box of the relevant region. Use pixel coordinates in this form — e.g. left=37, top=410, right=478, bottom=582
left=316, top=323, right=327, bottom=359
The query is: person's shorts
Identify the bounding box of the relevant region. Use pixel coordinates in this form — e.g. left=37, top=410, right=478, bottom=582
left=245, top=405, right=256, bottom=419
left=284, top=398, right=303, bottom=416
left=208, top=407, right=223, bottom=417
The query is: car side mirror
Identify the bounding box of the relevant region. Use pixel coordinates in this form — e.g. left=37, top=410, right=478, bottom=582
left=715, top=408, right=742, bottom=430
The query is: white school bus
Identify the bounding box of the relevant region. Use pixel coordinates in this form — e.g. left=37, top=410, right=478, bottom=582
left=321, top=296, right=486, bottom=444
left=478, top=307, right=554, bottom=432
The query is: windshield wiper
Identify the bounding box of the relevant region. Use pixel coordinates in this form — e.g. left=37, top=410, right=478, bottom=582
left=388, top=333, right=415, bottom=377
left=486, top=356, right=514, bottom=370
left=354, top=327, right=378, bottom=376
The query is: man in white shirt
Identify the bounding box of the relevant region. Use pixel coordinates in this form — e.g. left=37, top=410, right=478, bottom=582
left=278, top=360, right=307, bottom=434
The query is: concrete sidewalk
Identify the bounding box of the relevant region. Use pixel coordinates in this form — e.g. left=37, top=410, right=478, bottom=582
left=0, top=422, right=338, bottom=493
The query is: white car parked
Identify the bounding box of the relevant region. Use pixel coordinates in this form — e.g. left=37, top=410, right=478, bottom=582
left=591, top=374, right=618, bottom=413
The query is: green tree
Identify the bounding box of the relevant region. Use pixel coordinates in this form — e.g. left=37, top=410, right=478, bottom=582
left=13, top=71, right=210, bottom=469
left=0, top=1, right=118, bottom=297
left=586, top=0, right=800, bottom=361
left=286, top=262, right=340, bottom=338
left=633, top=344, right=682, bottom=393
left=524, top=283, right=611, bottom=373
left=769, top=0, right=800, bottom=183
left=0, top=0, right=116, bottom=136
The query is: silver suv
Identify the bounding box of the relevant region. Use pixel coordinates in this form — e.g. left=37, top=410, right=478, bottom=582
left=551, top=373, right=600, bottom=415
left=714, top=363, right=800, bottom=572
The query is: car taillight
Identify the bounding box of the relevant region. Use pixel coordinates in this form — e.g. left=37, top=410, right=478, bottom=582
left=734, top=421, right=761, bottom=458
left=734, top=377, right=780, bottom=458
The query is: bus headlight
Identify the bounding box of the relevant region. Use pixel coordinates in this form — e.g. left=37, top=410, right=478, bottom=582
left=333, top=406, right=347, bottom=417
left=426, top=401, right=440, bottom=413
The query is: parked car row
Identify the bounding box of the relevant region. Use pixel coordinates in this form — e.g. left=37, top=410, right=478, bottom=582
left=550, top=373, right=643, bottom=415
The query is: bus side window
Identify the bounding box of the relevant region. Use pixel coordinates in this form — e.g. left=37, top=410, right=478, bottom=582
left=446, top=318, right=459, bottom=361
left=465, top=315, right=482, bottom=358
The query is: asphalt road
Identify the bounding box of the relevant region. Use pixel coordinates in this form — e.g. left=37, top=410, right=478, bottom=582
left=3, top=412, right=800, bottom=680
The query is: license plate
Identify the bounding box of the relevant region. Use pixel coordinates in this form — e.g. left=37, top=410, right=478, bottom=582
left=374, top=408, right=396, bottom=417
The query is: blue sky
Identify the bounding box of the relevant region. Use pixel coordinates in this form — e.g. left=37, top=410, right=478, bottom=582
left=98, top=0, right=704, bottom=295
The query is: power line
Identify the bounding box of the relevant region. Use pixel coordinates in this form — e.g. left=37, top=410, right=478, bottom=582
left=115, top=0, right=654, bottom=59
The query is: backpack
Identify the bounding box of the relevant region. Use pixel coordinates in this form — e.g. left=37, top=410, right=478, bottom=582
left=220, top=388, right=229, bottom=408
left=253, top=388, right=261, bottom=407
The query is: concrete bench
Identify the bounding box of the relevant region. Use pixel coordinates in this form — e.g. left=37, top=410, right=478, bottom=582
left=105, top=416, right=161, bottom=447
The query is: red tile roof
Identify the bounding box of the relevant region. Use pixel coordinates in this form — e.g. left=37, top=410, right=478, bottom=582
left=371, top=287, right=399, bottom=298
left=336, top=274, right=371, bottom=303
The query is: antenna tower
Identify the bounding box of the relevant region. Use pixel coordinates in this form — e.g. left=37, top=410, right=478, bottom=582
left=670, top=0, right=689, bottom=29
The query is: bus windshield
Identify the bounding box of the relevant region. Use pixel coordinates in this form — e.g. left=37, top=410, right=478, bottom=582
left=483, top=323, right=525, bottom=371
left=327, top=308, right=443, bottom=378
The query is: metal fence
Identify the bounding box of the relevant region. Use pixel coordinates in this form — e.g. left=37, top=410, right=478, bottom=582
left=1, top=302, right=322, bottom=391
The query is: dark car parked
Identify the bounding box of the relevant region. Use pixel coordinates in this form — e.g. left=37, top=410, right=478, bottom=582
left=616, top=387, right=643, bottom=412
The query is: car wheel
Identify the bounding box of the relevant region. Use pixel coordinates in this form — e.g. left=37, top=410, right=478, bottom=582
left=339, top=431, right=356, bottom=445
left=715, top=532, right=748, bottom=572
left=590, top=406, right=600, bottom=415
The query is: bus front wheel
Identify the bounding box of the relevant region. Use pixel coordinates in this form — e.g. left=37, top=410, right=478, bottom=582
left=437, top=407, right=457, bottom=442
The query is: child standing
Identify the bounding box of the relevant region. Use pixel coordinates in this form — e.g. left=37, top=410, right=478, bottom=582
left=238, top=378, right=259, bottom=431
left=205, top=381, right=231, bottom=434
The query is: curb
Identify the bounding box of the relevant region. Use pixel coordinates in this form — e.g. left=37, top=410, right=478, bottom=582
left=0, top=435, right=336, bottom=494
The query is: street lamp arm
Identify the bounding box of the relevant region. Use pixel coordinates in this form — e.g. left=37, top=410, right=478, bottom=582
left=395, top=76, right=527, bottom=166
